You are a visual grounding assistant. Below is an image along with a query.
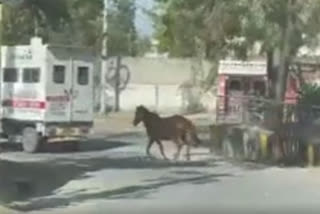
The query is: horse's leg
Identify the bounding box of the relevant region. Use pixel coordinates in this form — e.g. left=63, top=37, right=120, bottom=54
left=183, top=132, right=191, bottom=161
left=156, top=140, right=168, bottom=160
left=174, top=142, right=183, bottom=161
left=186, top=144, right=191, bottom=161
left=146, top=139, right=154, bottom=157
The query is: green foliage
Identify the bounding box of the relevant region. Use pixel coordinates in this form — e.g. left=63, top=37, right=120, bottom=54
left=135, top=36, right=152, bottom=56
left=2, top=0, right=70, bottom=45
left=2, top=0, right=144, bottom=57
left=153, top=0, right=251, bottom=58
left=108, top=0, right=138, bottom=56
left=154, top=0, right=320, bottom=59
left=64, top=0, right=103, bottom=48
left=22, top=0, right=71, bottom=30
left=299, top=83, right=320, bottom=106
left=2, top=5, right=34, bottom=45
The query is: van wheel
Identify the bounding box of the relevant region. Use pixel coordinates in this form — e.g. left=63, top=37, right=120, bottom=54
left=22, top=127, right=40, bottom=153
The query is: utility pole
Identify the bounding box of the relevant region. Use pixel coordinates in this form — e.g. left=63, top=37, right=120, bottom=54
left=0, top=3, right=2, bottom=93
left=100, top=0, right=108, bottom=114
left=114, top=56, right=121, bottom=112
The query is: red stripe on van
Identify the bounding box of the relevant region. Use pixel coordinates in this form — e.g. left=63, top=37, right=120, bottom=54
left=2, top=99, right=46, bottom=109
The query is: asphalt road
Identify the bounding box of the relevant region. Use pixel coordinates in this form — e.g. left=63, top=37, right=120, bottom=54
left=0, top=130, right=320, bottom=214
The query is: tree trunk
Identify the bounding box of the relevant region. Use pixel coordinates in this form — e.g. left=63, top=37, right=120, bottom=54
left=267, top=50, right=275, bottom=98
left=114, top=56, right=121, bottom=112
left=274, top=0, right=295, bottom=126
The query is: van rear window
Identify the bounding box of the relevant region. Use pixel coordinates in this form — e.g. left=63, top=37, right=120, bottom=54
left=53, top=65, right=65, bottom=84
left=78, top=66, right=89, bottom=85
left=23, top=68, right=40, bottom=83
left=3, top=68, right=18, bottom=83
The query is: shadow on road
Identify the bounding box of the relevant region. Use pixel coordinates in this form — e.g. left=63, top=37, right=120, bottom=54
left=0, top=133, right=139, bottom=154
left=0, top=137, right=218, bottom=212
left=41, top=138, right=133, bottom=153
left=0, top=131, right=143, bottom=154
left=10, top=171, right=231, bottom=212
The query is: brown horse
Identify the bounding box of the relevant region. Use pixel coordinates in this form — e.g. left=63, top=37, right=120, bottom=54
left=133, top=105, right=201, bottom=161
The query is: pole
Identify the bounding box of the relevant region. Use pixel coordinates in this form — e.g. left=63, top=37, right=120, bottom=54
left=100, top=0, right=108, bottom=114
left=0, top=4, right=2, bottom=102
left=114, top=56, right=121, bottom=112
left=155, top=85, right=159, bottom=110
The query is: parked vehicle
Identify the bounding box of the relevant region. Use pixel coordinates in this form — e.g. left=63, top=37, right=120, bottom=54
left=0, top=37, right=96, bottom=153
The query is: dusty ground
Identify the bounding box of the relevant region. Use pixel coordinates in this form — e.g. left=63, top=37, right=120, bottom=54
left=1, top=112, right=320, bottom=214
left=94, top=112, right=140, bottom=136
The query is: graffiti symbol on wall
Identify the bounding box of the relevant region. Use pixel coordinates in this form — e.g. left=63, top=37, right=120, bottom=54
left=105, top=57, right=131, bottom=92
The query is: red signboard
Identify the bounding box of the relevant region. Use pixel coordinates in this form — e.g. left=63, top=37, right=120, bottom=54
left=284, top=75, right=299, bottom=104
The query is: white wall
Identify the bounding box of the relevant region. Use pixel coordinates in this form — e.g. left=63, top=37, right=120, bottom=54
left=102, top=83, right=217, bottom=114
left=96, top=57, right=216, bottom=113
left=119, top=84, right=183, bottom=113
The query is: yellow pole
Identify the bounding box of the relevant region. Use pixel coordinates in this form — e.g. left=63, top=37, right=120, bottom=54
left=260, top=133, right=268, bottom=159
left=307, top=144, right=315, bottom=167
left=209, top=125, right=221, bottom=153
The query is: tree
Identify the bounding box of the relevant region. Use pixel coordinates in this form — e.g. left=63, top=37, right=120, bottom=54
left=67, top=0, right=139, bottom=56
left=2, top=5, right=34, bottom=45
left=2, top=0, right=139, bottom=57
left=153, top=0, right=252, bottom=88
left=135, top=36, right=151, bottom=56
left=64, top=0, right=104, bottom=48
left=22, top=0, right=71, bottom=35
left=155, top=0, right=320, bottom=125
left=2, top=0, right=70, bottom=45
left=108, top=0, right=138, bottom=56
left=155, top=0, right=320, bottom=96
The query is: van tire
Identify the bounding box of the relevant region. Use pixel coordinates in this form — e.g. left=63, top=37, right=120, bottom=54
left=22, top=127, right=40, bottom=153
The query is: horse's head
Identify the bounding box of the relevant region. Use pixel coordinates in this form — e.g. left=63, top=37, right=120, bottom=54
left=133, top=105, right=147, bottom=126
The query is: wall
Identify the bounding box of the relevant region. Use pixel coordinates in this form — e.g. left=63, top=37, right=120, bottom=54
left=120, top=57, right=212, bottom=85
left=96, top=57, right=215, bottom=113
left=119, top=84, right=183, bottom=113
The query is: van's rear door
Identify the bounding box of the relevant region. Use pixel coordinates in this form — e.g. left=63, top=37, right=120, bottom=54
left=71, top=60, right=93, bottom=122
left=46, top=62, right=72, bottom=122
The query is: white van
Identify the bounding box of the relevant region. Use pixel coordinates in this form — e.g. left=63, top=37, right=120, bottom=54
left=0, top=37, right=96, bottom=153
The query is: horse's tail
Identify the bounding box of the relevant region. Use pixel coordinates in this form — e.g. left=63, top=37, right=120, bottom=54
left=192, top=131, right=202, bottom=147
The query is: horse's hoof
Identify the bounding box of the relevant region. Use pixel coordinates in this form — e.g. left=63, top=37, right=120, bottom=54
left=146, top=155, right=154, bottom=160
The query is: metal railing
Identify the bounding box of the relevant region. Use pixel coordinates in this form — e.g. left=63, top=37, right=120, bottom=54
left=216, top=94, right=320, bottom=127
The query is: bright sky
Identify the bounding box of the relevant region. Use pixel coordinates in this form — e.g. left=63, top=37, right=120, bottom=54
left=135, top=0, right=154, bottom=37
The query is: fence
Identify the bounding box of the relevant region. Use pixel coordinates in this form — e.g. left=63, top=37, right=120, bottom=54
left=216, top=94, right=271, bottom=126
left=215, top=94, right=320, bottom=125
left=212, top=94, right=320, bottom=165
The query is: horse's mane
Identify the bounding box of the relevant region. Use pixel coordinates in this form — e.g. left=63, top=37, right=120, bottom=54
left=140, top=106, right=161, bottom=119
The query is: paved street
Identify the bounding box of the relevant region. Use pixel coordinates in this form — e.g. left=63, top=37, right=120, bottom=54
left=0, top=113, right=320, bottom=214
